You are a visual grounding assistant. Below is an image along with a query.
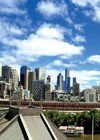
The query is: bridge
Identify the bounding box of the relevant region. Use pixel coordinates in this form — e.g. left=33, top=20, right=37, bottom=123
left=0, top=100, right=100, bottom=111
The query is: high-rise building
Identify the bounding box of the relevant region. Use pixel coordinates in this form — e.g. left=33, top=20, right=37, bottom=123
left=73, top=82, right=80, bottom=96
left=35, top=68, right=46, bottom=81
left=73, top=77, right=76, bottom=85
left=20, top=66, right=30, bottom=88
left=45, top=76, right=52, bottom=101
left=57, top=73, right=63, bottom=90
left=28, top=72, right=36, bottom=94
left=32, top=80, right=45, bottom=101
left=67, top=77, right=71, bottom=93
left=24, top=67, right=30, bottom=90
left=0, top=64, right=2, bottom=77
left=65, top=68, right=70, bottom=93
left=2, top=66, right=19, bottom=90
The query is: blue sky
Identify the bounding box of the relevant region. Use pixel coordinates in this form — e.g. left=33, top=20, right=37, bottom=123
left=0, top=0, right=100, bottom=90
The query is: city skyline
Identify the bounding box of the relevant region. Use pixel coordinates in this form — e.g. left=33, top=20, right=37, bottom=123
left=0, top=0, right=100, bottom=90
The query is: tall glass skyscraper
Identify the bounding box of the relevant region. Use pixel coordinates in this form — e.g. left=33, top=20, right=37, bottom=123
left=65, top=68, right=70, bottom=93
left=20, top=66, right=30, bottom=88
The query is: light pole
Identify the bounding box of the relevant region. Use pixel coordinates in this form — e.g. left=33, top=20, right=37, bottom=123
left=40, top=89, right=42, bottom=108
left=92, top=115, right=94, bottom=140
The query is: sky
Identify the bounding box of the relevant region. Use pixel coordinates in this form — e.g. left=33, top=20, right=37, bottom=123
left=0, top=0, right=100, bottom=91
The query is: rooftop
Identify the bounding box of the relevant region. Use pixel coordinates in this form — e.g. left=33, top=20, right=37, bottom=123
left=0, top=106, right=68, bottom=140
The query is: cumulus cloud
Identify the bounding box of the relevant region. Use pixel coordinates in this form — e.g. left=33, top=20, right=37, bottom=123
left=71, top=0, right=100, bottom=22
left=0, top=0, right=27, bottom=15
left=14, top=36, right=84, bottom=58
left=45, top=60, right=76, bottom=69
left=0, top=23, right=84, bottom=63
left=37, top=0, right=68, bottom=18
left=73, top=35, right=86, bottom=43
left=36, top=23, right=65, bottom=40
left=87, top=55, right=100, bottom=63
left=74, top=24, right=84, bottom=32
left=71, top=0, right=90, bottom=7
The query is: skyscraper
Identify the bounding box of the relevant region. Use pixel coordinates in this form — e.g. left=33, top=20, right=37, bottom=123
left=73, top=77, right=76, bottom=85
left=2, top=66, right=19, bottom=90
left=24, top=67, right=30, bottom=90
left=65, top=68, right=70, bottom=93
left=57, top=73, right=63, bottom=90
left=67, top=77, right=71, bottom=93
left=73, top=82, right=80, bottom=96
left=28, top=71, right=36, bottom=94
left=20, top=66, right=30, bottom=88
left=32, top=80, right=45, bottom=101
left=35, top=68, right=46, bottom=81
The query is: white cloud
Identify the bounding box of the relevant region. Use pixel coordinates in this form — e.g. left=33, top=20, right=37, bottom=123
left=36, top=23, right=65, bottom=40
left=0, top=0, right=27, bottom=15
left=73, top=35, right=86, bottom=43
left=71, top=0, right=100, bottom=22
left=37, top=0, right=68, bottom=18
left=45, top=60, right=76, bottom=69
left=0, top=20, right=27, bottom=43
left=71, top=0, right=90, bottom=7
left=74, top=24, right=84, bottom=32
left=13, top=36, right=84, bottom=58
left=0, top=23, right=84, bottom=62
left=87, top=55, right=100, bottom=63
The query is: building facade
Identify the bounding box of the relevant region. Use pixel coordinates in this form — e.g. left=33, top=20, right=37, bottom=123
left=35, top=68, right=46, bottom=81
left=2, top=66, right=19, bottom=90
left=57, top=73, right=63, bottom=90
left=20, top=66, right=30, bottom=88
left=73, top=82, right=80, bottom=96
left=83, top=88, right=96, bottom=102
left=73, top=77, right=76, bottom=85
left=45, top=75, right=52, bottom=101
left=65, top=68, right=70, bottom=93
left=32, top=80, right=45, bottom=101
left=28, top=72, right=36, bottom=94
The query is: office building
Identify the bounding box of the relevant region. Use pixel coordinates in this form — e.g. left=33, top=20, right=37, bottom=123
left=2, top=66, right=19, bottom=90
left=73, top=77, right=76, bottom=85
left=57, top=73, right=63, bottom=90
left=0, top=81, right=10, bottom=98
left=28, top=71, right=36, bottom=94
left=92, top=86, right=100, bottom=101
left=83, top=88, right=96, bottom=102
left=35, top=68, right=46, bottom=81
left=73, top=82, right=80, bottom=96
left=32, top=80, right=45, bottom=101
left=20, top=66, right=30, bottom=88
left=67, top=77, right=71, bottom=93
left=24, top=67, right=30, bottom=90
left=65, top=68, right=70, bottom=93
